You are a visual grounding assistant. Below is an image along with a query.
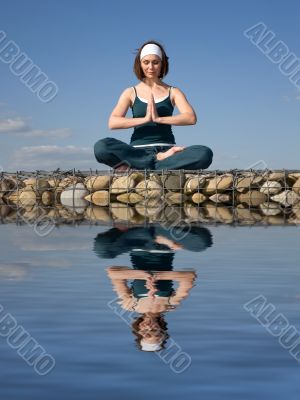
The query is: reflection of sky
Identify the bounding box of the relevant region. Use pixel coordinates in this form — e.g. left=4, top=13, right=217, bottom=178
left=0, top=224, right=300, bottom=398
left=1, top=224, right=300, bottom=286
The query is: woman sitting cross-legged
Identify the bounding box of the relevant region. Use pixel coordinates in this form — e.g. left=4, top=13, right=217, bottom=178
left=94, top=40, right=213, bottom=171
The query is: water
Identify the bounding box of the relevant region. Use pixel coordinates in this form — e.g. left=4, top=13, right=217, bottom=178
left=0, top=223, right=300, bottom=400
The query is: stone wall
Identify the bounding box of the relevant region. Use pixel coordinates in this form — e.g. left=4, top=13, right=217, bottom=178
left=1, top=170, right=300, bottom=225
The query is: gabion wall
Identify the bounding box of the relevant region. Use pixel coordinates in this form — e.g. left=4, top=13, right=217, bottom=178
left=1, top=169, right=300, bottom=226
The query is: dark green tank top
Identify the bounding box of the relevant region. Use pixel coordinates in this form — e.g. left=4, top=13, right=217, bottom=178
left=130, top=86, right=176, bottom=146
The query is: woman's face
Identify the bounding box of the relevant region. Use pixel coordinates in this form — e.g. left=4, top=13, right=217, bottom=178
left=140, top=54, right=162, bottom=79
left=138, top=316, right=163, bottom=341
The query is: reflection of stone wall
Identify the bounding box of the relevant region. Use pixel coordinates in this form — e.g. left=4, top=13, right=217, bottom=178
left=1, top=170, right=300, bottom=225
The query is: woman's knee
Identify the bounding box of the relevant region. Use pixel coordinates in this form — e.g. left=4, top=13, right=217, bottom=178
left=94, top=137, right=111, bottom=162
left=201, top=146, right=213, bottom=168
left=202, top=146, right=213, bottom=165
left=191, top=145, right=213, bottom=168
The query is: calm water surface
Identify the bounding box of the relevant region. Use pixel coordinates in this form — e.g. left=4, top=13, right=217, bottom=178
left=0, top=223, right=300, bottom=400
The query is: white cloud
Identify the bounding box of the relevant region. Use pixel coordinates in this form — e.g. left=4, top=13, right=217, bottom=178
left=0, top=263, right=29, bottom=280
left=25, top=258, right=73, bottom=267
left=0, top=117, right=31, bottom=133
left=18, top=243, right=91, bottom=251
left=20, top=128, right=71, bottom=138
left=11, top=231, right=92, bottom=252
left=0, top=116, right=71, bottom=138
left=9, top=145, right=95, bottom=170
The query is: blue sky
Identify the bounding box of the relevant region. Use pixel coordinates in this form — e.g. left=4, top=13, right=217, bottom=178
left=0, top=0, right=299, bottom=171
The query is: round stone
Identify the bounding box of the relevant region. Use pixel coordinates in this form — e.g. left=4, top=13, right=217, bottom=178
left=184, top=176, right=206, bottom=194
left=116, top=192, right=144, bottom=204
left=209, top=193, right=231, bottom=203
left=260, top=181, right=282, bottom=195
left=85, top=190, right=109, bottom=206
left=292, top=178, right=300, bottom=195
left=85, top=206, right=111, bottom=222
left=135, top=180, right=162, bottom=199
left=19, top=190, right=37, bottom=207
left=85, top=175, right=111, bottom=191
left=268, top=172, right=285, bottom=181
left=238, top=190, right=267, bottom=206
left=236, top=176, right=263, bottom=193
left=111, top=176, right=136, bottom=194
left=204, top=203, right=234, bottom=224
left=110, top=202, right=135, bottom=221
left=165, top=192, right=187, bottom=204
left=271, top=190, right=300, bottom=207
left=60, top=183, right=89, bottom=211
left=259, top=202, right=281, bottom=216
left=41, top=191, right=54, bottom=206
left=191, top=193, right=207, bottom=204
left=204, top=174, right=233, bottom=194
left=161, top=172, right=186, bottom=192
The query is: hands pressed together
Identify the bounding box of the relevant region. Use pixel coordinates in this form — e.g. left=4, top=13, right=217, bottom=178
left=144, top=92, right=185, bottom=160
left=145, top=271, right=196, bottom=298
left=144, top=93, right=160, bottom=123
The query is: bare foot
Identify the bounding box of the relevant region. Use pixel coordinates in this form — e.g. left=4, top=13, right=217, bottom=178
left=155, top=235, right=184, bottom=250
left=114, top=164, right=131, bottom=172
left=114, top=224, right=129, bottom=231
left=156, top=146, right=185, bottom=161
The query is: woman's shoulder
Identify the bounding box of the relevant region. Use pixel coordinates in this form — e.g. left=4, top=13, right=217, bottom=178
left=122, top=86, right=137, bottom=107
left=121, top=85, right=140, bottom=99
left=115, top=87, right=136, bottom=108
left=120, top=86, right=136, bottom=95
left=166, top=85, right=181, bottom=106
left=166, top=85, right=184, bottom=97
left=168, top=86, right=187, bottom=101
left=168, top=85, right=183, bottom=93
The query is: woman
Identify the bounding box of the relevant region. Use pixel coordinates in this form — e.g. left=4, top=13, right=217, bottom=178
left=107, top=267, right=196, bottom=352
left=94, top=40, right=213, bottom=171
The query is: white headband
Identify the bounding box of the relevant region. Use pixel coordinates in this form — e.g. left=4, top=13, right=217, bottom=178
left=140, top=43, right=162, bottom=61
left=140, top=340, right=163, bottom=352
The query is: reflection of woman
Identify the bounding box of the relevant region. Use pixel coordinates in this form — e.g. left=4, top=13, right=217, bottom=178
left=94, top=40, right=213, bottom=171
left=107, top=267, right=196, bottom=352
left=93, top=224, right=213, bottom=260
left=94, top=224, right=212, bottom=351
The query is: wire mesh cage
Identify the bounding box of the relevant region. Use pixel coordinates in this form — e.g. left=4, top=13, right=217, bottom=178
left=1, top=169, right=300, bottom=226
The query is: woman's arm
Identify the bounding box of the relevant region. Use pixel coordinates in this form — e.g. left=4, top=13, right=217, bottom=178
left=152, top=87, right=197, bottom=126
left=150, top=271, right=196, bottom=305
left=170, top=278, right=195, bottom=304
left=108, top=88, right=151, bottom=129
left=106, top=266, right=152, bottom=280
left=160, top=271, right=196, bottom=305
left=106, top=266, right=154, bottom=302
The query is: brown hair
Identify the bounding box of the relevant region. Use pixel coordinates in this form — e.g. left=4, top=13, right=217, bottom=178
left=133, top=40, right=169, bottom=80
left=131, top=313, right=169, bottom=351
